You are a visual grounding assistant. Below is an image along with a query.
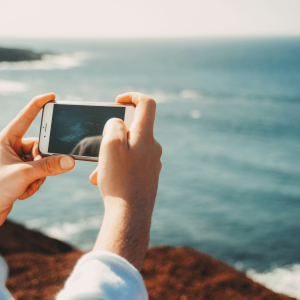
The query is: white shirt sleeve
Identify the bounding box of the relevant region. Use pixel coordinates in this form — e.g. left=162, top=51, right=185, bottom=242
left=0, top=256, right=14, bottom=300
left=56, top=251, right=148, bottom=300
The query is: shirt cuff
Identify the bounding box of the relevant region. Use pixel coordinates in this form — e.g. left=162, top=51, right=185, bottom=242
left=56, top=250, right=148, bottom=300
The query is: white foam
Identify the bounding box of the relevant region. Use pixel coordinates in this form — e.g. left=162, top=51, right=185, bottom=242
left=0, top=80, right=29, bottom=95
left=247, top=264, right=300, bottom=299
left=25, top=218, right=46, bottom=229
left=147, top=90, right=177, bottom=103
left=190, top=109, right=202, bottom=119
left=180, top=89, right=202, bottom=99
left=134, top=89, right=202, bottom=103
left=234, top=261, right=244, bottom=271
left=0, top=52, right=87, bottom=71
left=44, top=217, right=102, bottom=241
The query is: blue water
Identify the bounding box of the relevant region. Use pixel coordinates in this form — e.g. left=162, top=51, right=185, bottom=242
left=0, top=38, right=300, bottom=272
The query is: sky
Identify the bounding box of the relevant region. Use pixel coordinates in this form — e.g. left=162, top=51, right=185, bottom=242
left=0, top=0, right=299, bottom=38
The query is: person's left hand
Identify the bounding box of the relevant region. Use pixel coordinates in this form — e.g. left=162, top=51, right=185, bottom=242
left=0, top=93, right=75, bottom=225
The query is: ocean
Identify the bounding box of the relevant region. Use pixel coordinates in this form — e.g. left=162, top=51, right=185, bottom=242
left=1, top=38, right=300, bottom=297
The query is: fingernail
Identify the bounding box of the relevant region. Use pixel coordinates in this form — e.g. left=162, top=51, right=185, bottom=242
left=60, top=156, right=74, bottom=170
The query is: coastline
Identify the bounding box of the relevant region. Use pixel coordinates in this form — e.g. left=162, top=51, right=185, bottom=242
left=0, top=47, right=42, bottom=62
left=1, top=40, right=299, bottom=299
left=0, top=220, right=295, bottom=300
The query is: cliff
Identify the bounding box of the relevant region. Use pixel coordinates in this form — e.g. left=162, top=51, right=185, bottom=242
left=0, top=47, right=42, bottom=62
left=0, top=220, right=295, bottom=300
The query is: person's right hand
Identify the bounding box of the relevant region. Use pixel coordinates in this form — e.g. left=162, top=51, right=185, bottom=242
left=89, top=92, right=162, bottom=270
left=90, top=92, right=162, bottom=216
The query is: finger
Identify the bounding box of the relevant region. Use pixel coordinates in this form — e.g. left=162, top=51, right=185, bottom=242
left=24, top=155, right=75, bottom=182
left=4, top=93, right=55, bottom=142
left=21, top=138, right=39, bottom=154
left=38, top=176, right=47, bottom=185
left=31, top=138, right=42, bottom=160
left=16, top=138, right=39, bottom=161
left=13, top=137, right=38, bottom=157
left=19, top=179, right=44, bottom=200
left=89, top=168, right=98, bottom=185
left=102, top=118, right=128, bottom=147
left=116, top=92, right=156, bottom=138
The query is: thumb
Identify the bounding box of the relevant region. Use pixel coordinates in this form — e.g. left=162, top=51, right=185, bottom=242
left=102, top=118, right=128, bottom=147
left=26, top=155, right=75, bottom=181
left=91, top=119, right=127, bottom=186
left=89, top=118, right=128, bottom=186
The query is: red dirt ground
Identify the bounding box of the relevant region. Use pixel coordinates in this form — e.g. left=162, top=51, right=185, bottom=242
left=0, top=220, right=295, bottom=300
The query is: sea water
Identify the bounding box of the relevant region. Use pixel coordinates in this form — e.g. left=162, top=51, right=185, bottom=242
left=0, top=38, right=300, bottom=296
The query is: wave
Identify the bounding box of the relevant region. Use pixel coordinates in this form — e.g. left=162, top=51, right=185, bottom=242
left=27, top=215, right=300, bottom=300
left=147, top=90, right=177, bottom=103
left=146, top=89, right=202, bottom=103
left=0, top=52, right=88, bottom=71
left=43, top=217, right=102, bottom=242
left=190, top=109, right=202, bottom=119
left=0, top=80, right=29, bottom=95
left=247, top=265, right=300, bottom=299
left=180, top=89, right=202, bottom=99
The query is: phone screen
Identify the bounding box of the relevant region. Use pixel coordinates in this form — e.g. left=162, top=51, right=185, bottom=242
left=48, top=104, right=125, bottom=157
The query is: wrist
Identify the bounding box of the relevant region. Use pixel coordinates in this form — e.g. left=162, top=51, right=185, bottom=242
left=0, top=206, right=13, bottom=226
left=94, top=196, right=152, bottom=270
left=103, top=195, right=154, bottom=221
left=103, top=197, right=152, bottom=241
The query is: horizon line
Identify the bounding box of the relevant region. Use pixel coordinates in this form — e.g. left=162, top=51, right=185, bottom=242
left=1, top=35, right=300, bottom=40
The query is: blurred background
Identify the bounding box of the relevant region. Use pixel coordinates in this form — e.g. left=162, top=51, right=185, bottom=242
left=0, top=0, right=300, bottom=297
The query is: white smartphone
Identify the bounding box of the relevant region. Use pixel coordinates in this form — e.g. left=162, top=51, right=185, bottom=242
left=39, top=101, right=135, bottom=161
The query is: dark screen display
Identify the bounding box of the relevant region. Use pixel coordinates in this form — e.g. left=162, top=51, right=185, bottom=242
left=48, top=104, right=125, bottom=157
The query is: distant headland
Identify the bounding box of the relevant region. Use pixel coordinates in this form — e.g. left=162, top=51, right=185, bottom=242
left=0, top=46, right=43, bottom=62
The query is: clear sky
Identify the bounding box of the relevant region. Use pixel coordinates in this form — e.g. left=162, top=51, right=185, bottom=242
left=0, top=0, right=299, bottom=38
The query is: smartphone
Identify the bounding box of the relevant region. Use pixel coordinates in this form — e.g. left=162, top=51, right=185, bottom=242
left=38, top=101, right=135, bottom=161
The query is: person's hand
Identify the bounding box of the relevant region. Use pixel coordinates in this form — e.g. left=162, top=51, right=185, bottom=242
left=89, top=92, right=162, bottom=270
left=0, top=93, right=75, bottom=225
left=90, top=92, right=162, bottom=216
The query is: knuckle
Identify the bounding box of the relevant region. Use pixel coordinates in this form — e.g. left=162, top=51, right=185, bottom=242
left=144, top=97, right=156, bottom=109
left=105, top=118, right=125, bottom=131
left=157, top=143, right=162, bottom=157
left=153, top=140, right=162, bottom=157
left=134, top=92, right=156, bottom=107
left=105, top=136, right=123, bottom=148
left=110, top=118, right=125, bottom=126
left=42, top=158, right=55, bottom=174
left=132, top=92, right=143, bottom=101
left=31, top=96, right=40, bottom=102
left=30, top=95, right=43, bottom=107
left=31, top=93, right=55, bottom=108
left=17, top=109, right=26, bottom=119
left=19, top=164, right=31, bottom=176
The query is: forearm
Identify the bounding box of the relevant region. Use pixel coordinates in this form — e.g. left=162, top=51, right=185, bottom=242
left=93, top=196, right=152, bottom=271
left=0, top=207, right=12, bottom=226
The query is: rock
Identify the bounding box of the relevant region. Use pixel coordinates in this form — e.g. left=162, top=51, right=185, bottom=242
left=0, top=218, right=74, bottom=255
left=0, top=220, right=296, bottom=300
left=142, top=246, right=295, bottom=300
left=0, top=47, right=42, bottom=62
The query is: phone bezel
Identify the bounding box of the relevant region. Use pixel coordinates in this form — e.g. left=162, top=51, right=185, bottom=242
left=38, top=101, right=135, bottom=162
